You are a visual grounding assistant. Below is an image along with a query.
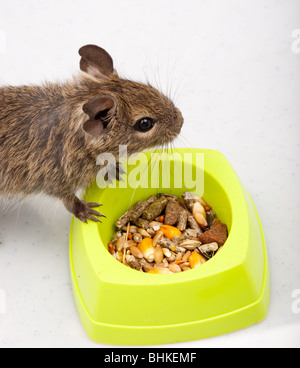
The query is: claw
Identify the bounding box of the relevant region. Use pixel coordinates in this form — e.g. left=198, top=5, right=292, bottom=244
left=90, top=203, right=103, bottom=208
left=82, top=201, right=103, bottom=208
left=87, top=208, right=105, bottom=217
left=64, top=195, right=106, bottom=224
left=77, top=201, right=105, bottom=223
left=86, top=214, right=102, bottom=223
left=78, top=216, right=88, bottom=224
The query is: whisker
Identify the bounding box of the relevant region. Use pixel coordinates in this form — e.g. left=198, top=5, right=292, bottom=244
left=175, top=134, right=193, bottom=149
left=144, top=54, right=161, bottom=92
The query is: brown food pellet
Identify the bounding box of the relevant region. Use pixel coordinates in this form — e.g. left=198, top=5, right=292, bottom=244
left=198, top=222, right=228, bottom=246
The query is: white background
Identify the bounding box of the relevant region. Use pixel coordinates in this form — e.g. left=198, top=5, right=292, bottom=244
left=0, top=0, right=300, bottom=348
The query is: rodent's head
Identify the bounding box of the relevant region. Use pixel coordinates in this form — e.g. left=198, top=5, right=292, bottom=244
left=77, top=45, right=184, bottom=155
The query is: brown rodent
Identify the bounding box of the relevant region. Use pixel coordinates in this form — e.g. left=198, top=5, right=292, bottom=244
left=0, top=45, right=184, bottom=223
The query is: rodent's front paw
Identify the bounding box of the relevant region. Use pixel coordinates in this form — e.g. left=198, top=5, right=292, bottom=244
left=75, top=200, right=106, bottom=223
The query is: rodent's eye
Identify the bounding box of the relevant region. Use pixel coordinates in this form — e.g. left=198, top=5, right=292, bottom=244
left=134, top=118, right=155, bottom=132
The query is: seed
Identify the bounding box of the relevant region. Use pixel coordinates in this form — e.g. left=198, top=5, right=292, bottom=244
left=159, top=215, right=165, bottom=223
left=111, top=231, right=123, bottom=244
left=187, top=215, right=202, bottom=233
left=158, top=237, right=176, bottom=249
left=140, top=259, right=155, bottom=272
left=174, top=246, right=186, bottom=253
left=162, top=248, right=172, bottom=258
left=116, top=235, right=126, bottom=251
left=192, top=202, right=208, bottom=227
left=179, top=262, right=190, bottom=269
left=153, top=230, right=164, bottom=246
left=198, top=198, right=207, bottom=207
left=146, top=227, right=156, bottom=236
left=206, top=209, right=217, bottom=228
left=182, top=251, right=192, bottom=263
left=124, top=240, right=138, bottom=249
left=162, top=258, right=169, bottom=267
left=181, top=266, right=191, bottom=271
left=183, top=192, right=207, bottom=207
left=137, top=228, right=152, bottom=238
left=158, top=193, right=179, bottom=201
left=159, top=238, right=186, bottom=254
left=179, top=239, right=201, bottom=250
left=169, top=263, right=181, bottom=273
left=174, top=234, right=199, bottom=244
left=173, top=234, right=188, bottom=244
left=133, top=232, right=143, bottom=243
left=149, top=221, right=162, bottom=232
left=154, top=262, right=169, bottom=268
left=181, top=192, right=195, bottom=212
left=154, top=246, right=164, bottom=264
left=121, top=225, right=138, bottom=233
left=130, top=245, right=143, bottom=259
left=166, top=252, right=176, bottom=262
left=183, top=228, right=200, bottom=238
left=175, top=252, right=182, bottom=262
left=198, top=242, right=219, bottom=254
left=125, top=255, right=141, bottom=271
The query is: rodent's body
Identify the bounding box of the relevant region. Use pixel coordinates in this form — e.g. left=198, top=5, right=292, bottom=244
left=0, top=81, right=97, bottom=198
left=0, top=45, right=183, bottom=222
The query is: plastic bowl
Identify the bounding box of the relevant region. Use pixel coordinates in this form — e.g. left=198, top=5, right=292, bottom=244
left=69, top=148, right=270, bottom=345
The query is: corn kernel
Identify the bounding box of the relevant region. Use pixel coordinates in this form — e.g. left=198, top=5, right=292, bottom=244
left=188, top=251, right=206, bottom=268
left=137, top=238, right=155, bottom=262
left=160, top=225, right=182, bottom=239
left=148, top=268, right=173, bottom=274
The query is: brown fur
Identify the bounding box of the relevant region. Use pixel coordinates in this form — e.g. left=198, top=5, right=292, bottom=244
left=0, top=45, right=183, bottom=222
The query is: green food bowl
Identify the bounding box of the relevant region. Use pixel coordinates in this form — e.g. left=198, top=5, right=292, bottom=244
left=69, top=148, right=270, bottom=345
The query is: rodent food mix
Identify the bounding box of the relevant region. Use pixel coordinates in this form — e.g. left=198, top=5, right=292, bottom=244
left=108, top=192, right=228, bottom=274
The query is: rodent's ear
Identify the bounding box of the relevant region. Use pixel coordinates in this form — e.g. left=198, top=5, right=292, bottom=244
left=79, top=45, right=114, bottom=79
left=82, top=95, right=116, bottom=137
